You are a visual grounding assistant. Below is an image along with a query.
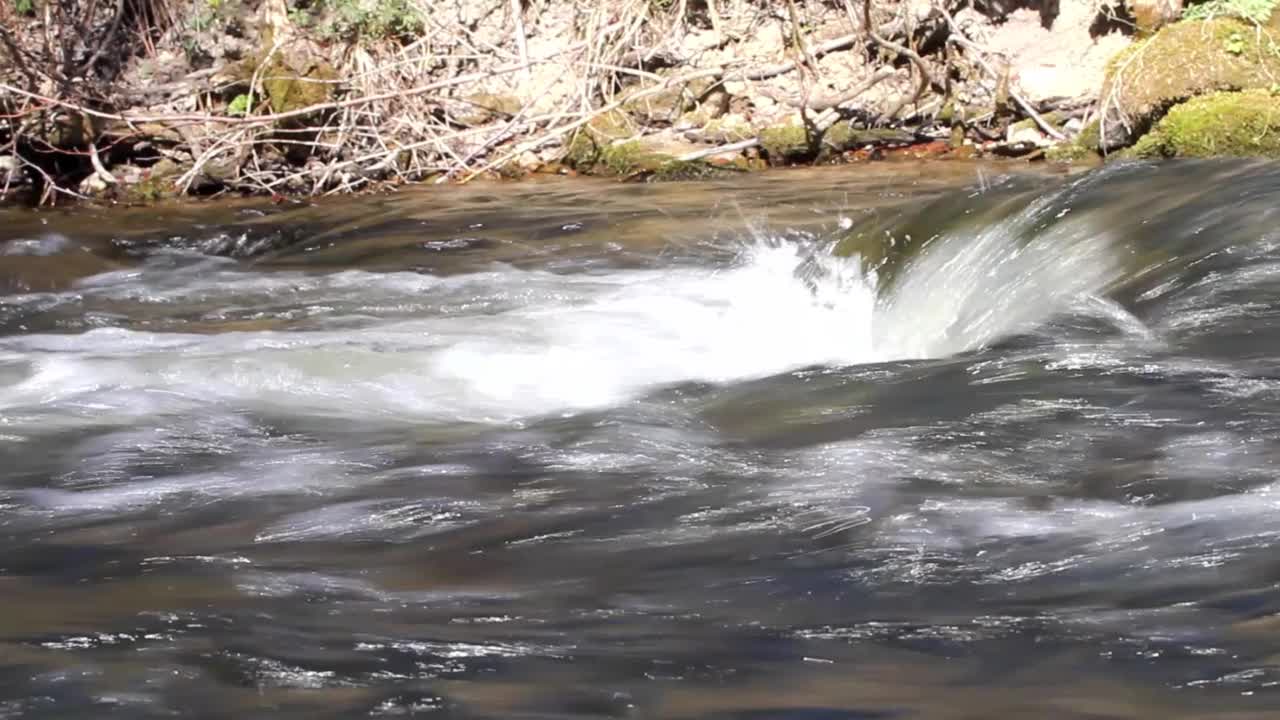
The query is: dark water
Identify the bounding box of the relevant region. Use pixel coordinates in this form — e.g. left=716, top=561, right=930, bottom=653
left=4, top=161, right=1280, bottom=719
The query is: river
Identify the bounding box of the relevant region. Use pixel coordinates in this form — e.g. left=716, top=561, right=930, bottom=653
left=3, top=160, right=1280, bottom=718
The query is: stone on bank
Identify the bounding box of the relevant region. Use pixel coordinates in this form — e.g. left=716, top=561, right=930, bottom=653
left=1128, top=89, right=1280, bottom=158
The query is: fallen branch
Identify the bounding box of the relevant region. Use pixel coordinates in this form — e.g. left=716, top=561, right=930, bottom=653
left=87, top=141, right=117, bottom=185
left=758, top=66, right=898, bottom=113
left=854, top=0, right=932, bottom=106
left=811, top=67, right=900, bottom=131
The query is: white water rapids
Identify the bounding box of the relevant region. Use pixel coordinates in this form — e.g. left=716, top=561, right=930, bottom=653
left=0, top=213, right=1122, bottom=427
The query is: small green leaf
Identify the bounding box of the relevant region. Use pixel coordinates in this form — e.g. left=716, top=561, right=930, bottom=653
left=1225, top=32, right=1247, bottom=55
left=228, top=93, right=251, bottom=116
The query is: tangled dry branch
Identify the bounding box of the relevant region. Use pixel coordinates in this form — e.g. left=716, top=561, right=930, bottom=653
left=0, top=0, right=1081, bottom=204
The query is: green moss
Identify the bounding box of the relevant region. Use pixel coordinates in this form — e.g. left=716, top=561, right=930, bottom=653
left=1009, top=112, right=1067, bottom=136
left=564, top=131, right=600, bottom=169
left=1182, top=0, right=1279, bottom=23
left=598, top=141, right=646, bottom=176
left=937, top=99, right=957, bottom=125
left=562, top=112, right=644, bottom=170
left=1041, top=118, right=1102, bottom=162
left=586, top=110, right=637, bottom=142
left=262, top=59, right=336, bottom=115
left=700, top=116, right=755, bottom=143
left=235, top=43, right=338, bottom=120
left=286, top=0, right=425, bottom=42
left=822, top=125, right=922, bottom=153
left=1077, top=119, right=1102, bottom=149
left=621, top=84, right=697, bottom=124
left=823, top=122, right=854, bottom=154
left=1100, top=17, right=1280, bottom=147
left=1044, top=141, right=1098, bottom=162
left=1127, top=88, right=1280, bottom=157
left=125, top=178, right=168, bottom=203
left=759, top=124, right=812, bottom=162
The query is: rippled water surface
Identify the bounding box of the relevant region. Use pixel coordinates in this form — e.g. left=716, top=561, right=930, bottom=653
left=5, top=161, right=1280, bottom=719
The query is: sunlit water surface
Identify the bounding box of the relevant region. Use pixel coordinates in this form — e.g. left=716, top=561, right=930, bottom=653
left=4, top=161, right=1280, bottom=718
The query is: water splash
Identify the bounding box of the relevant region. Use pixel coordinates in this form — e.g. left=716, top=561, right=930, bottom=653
left=873, top=205, right=1125, bottom=359
left=0, top=215, right=1128, bottom=425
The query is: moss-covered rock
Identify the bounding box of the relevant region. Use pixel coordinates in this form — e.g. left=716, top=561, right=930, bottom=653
left=1077, top=118, right=1101, bottom=150
left=1127, top=88, right=1280, bottom=158
left=759, top=124, right=813, bottom=163
left=562, top=111, right=641, bottom=170
left=261, top=57, right=336, bottom=115
left=233, top=38, right=338, bottom=122
left=1099, top=17, right=1280, bottom=150
left=598, top=140, right=647, bottom=175
left=563, top=132, right=600, bottom=169
left=620, top=74, right=712, bottom=124
left=693, top=115, right=755, bottom=143
left=1041, top=119, right=1102, bottom=163
left=1044, top=141, right=1099, bottom=163
left=822, top=124, right=920, bottom=154
left=1128, top=0, right=1182, bottom=35
left=566, top=131, right=727, bottom=179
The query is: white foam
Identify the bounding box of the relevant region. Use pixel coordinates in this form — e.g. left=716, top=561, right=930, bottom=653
left=0, top=223, right=1120, bottom=426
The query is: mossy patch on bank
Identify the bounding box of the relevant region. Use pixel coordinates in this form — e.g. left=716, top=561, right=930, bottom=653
left=1127, top=88, right=1280, bottom=157
left=759, top=125, right=812, bottom=163
left=1099, top=16, right=1280, bottom=149
left=1043, top=119, right=1102, bottom=162
left=563, top=132, right=735, bottom=181
left=261, top=58, right=337, bottom=115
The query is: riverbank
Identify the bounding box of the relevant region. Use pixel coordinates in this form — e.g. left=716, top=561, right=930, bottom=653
left=1, top=0, right=1277, bottom=205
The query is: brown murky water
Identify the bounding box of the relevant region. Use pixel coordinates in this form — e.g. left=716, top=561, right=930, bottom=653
left=4, top=160, right=1280, bottom=719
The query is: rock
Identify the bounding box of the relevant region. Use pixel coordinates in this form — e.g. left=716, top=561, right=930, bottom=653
left=1128, top=0, right=1183, bottom=34
left=687, top=119, right=755, bottom=146
left=0, top=155, right=18, bottom=186
left=1044, top=137, right=1099, bottom=163
left=261, top=55, right=336, bottom=116
left=149, top=158, right=184, bottom=180
left=990, top=140, right=1043, bottom=157
left=1005, top=117, right=1055, bottom=146
left=78, top=173, right=112, bottom=197
left=456, top=93, right=522, bottom=126
left=1098, top=17, right=1280, bottom=150
left=565, top=131, right=729, bottom=180
left=195, top=155, right=241, bottom=190
left=759, top=124, right=812, bottom=163
left=824, top=124, right=923, bottom=152
left=515, top=151, right=541, bottom=171
left=563, top=111, right=641, bottom=169
left=1127, top=89, right=1280, bottom=159
left=620, top=74, right=712, bottom=125
left=700, top=85, right=731, bottom=119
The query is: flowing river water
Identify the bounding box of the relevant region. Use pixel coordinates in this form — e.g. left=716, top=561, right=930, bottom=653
left=3, top=160, right=1280, bottom=718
